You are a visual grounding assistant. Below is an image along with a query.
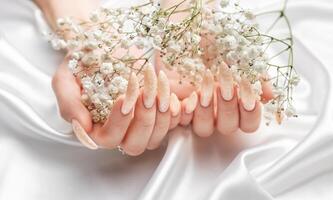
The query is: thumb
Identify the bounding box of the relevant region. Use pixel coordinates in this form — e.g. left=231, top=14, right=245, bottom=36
left=52, top=59, right=95, bottom=148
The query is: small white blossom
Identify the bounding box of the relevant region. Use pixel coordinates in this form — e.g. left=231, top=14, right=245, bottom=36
left=81, top=77, right=94, bottom=91
left=253, top=61, right=266, bottom=73
left=290, top=75, right=300, bottom=86
left=220, top=0, right=229, bottom=8
left=285, top=105, right=296, bottom=117
left=111, top=76, right=128, bottom=93
left=81, top=51, right=100, bottom=66
left=90, top=11, right=100, bottom=22
left=253, top=81, right=263, bottom=96
left=68, top=59, right=78, bottom=71
left=167, top=41, right=182, bottom=53
left=100, top=63, right=114, bottom=74
left=51, top=39, right=67, bottom=50
left=226, top=51, right=239, bottom=65
left=221, top=35, right=238, bottom=50
left=244, top=10, right=255, bottom=20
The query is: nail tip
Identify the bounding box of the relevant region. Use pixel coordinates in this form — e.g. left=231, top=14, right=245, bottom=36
left=159, top=101, right=169, bottom=113
left=242, top=100, right=256, bottom=111
left=143, top=66, right=157, bottom=109
left=185, top=92, right=198, bottom=113
left=157, top=70, right=170, bottom=113
left=72, top=120, right=98, bottom=150
left=170, top=93, right=180, bottom=116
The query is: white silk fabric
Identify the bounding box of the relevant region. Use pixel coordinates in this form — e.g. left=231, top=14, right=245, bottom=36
left=1, top=0, right=333, bottom=199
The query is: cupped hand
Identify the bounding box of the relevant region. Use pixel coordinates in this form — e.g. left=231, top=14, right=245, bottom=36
left=188, top=63, right=274, bottom=137
left=52, top=56, right=180, bottom=155
left=156, top=55, right=274, bottom=137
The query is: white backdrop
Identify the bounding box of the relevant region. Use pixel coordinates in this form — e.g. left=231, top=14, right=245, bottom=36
left=1, top=0, right=333, bottom=199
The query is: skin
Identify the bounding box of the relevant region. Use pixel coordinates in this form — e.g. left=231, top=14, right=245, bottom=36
left=36, top=0, right=274, bottom=155
left=35, top=0, right=175, bottom=155
left=157, top=0, right=275, bottom=136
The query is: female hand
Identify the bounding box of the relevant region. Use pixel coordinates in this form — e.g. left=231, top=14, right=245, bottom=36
left=52, top=56, right=180, bottom=155
left=188, top=63, right=274, bottom=137
left=36, top=0, right=181, bottom=155
left=156, top=55, right=274, bottom=137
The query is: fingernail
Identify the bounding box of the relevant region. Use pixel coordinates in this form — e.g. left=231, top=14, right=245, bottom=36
left=72, top=119, right=98, bottom=150
left=185, top=91, right=198, bottom=114
left=240, top=78, right=256, bottom=111
left=121, top=72, right=140, bottom=115
left=157, top=71, right=170, bottom=112
left=143, top=64, right=157, bottom=109
left=219, top=62, right=234, bottom=101
left=170, top=93, right=180, bottom=117
left=200, top=69, right=214, bottom=107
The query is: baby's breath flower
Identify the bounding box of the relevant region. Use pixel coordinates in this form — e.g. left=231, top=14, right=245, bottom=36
left=100, top=63, right=114, bottom=75
left=50, top=0, right=297, bottom=124
left=285, top=105, right=296, bottom=117
left=68, top=59, right=78, bottom=72
left=220, top=0, right=230, bottom=8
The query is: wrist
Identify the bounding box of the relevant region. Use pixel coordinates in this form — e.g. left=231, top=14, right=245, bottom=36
left=35, top=0, right=100, bottom=30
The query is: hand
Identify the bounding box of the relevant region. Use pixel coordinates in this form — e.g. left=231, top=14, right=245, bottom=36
left=188, top=63, right=274, bottom=137
left=156, top=56, right=274, bottom=137
left=52, top=56, right=180, bottom=155
left=39, top=0, right=182, bottom=155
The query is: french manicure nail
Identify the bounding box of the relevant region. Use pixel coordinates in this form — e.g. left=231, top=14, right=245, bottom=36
left=121, top=72, right=140, bottom=115
left=240, top=78, right=256, bottom=111
left=72, top=119, right=98, bottom=150
left=219, top=62, right=234, bottom=101
left=170, top=93, right=181, bottom=117
left=157, top=71, right=170, bottom=112
left=200, top=69, right=214, bottom=107
left=185, top=91, right=198, bottom=114
left=143, top=64, right=157, bottom=109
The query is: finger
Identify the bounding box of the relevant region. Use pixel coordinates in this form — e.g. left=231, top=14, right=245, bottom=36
left=52, top=59, right=93, bottom=129
left=192, top=70, right=215, bottom=137
left=216, top=63, right=239, bottom=135
left=155, top=52, right=196, bottom=100
left=239, top=78, right=262, bottom=133
left=121, top=92, right=156, bottom=156
left=261, top=78, right=274, bottom=103
left=52, top=59, right=95, bottom=149
left=90, top=96, right=133, bottom=149
left=91, top=73, right=139, bottom=148
left=72, top=119, right=98, bottom=150
left=147, top=71, right=171, bottom=150
left=180, top=91, right=197, bottom=126
left=121, top=66, right=158, bottom=155
left=121, top=72, right=140, bottom=115
left=169, top=93, right=181, bottom=130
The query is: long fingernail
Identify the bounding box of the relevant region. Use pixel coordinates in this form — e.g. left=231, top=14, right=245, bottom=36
left=121, top=72, right=140, bottom=115
left=185, top=91, right=198, bottom=114
left=240, top=78, right=256, bottom=111
left=219, top=62, right=234, bottom=101
left=157, top=71, right=170, bottom=112
left=200, top=69, right=214, bottom=107
left=72, top=119, right=98, bottom=150
left=143, top=64, right=157, bottom=109
left=170, top=93, right=181, bottom=117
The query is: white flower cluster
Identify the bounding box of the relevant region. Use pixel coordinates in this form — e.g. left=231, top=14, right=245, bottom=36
left=48, top=0, right=299, bottom=124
